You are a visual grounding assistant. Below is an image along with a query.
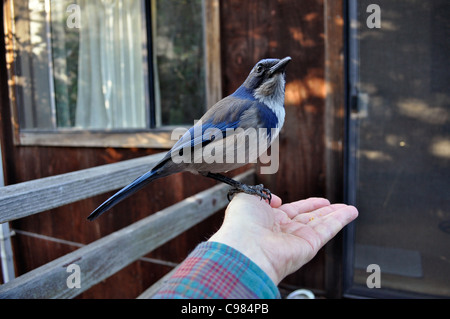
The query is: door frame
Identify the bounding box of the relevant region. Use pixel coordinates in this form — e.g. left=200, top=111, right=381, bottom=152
left=342, top=0, right=447, bottom=299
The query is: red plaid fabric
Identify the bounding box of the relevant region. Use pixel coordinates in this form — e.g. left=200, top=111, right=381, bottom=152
left=152, top=242, right=280, bottom=299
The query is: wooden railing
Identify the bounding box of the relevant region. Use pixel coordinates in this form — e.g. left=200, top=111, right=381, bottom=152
left=0, top=153, right=254, bottom=298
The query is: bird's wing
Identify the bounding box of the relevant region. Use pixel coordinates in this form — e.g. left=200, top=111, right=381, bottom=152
left=164, top=96, right=258, bottom=157
left=153, top=95, right=280, bottom=171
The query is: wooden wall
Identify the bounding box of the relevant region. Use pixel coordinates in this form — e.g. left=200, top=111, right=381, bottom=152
left=0, top=0, right=345, bottom=297
left=220, top=0, right=332, bottom=205
left=220, top=0, right=342, bottom=294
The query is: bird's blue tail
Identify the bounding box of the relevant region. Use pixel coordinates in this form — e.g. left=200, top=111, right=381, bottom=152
left=87, top=169, right=160, bottom=221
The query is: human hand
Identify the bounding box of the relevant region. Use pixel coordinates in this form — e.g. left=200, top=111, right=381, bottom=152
left=208, top=193, right=358, bottom=285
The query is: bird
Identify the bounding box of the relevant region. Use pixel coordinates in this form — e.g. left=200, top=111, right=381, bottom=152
left=87, top=56, right=291, bottom=221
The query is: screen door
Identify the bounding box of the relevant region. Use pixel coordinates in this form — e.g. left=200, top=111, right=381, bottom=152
left=344, top=0, right=450, bottom=298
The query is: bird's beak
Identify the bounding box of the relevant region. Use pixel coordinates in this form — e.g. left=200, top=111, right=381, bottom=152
left=269, top=56, right=291, bottom=76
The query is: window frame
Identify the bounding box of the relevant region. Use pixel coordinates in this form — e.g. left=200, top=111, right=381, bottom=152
left=3, top=0, right=222, bottom=149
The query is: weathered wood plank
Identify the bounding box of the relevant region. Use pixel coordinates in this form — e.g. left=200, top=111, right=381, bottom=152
left=0, top=170, right=254, bottom=299
left=0, top=153, right=166, bottom=223
left=204, top=0, right=222, bottom=109
left=18, top=131, right=177, bottom=149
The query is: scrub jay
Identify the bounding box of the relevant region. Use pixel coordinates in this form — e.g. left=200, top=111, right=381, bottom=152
left=88, top=57, right=291, bottom=221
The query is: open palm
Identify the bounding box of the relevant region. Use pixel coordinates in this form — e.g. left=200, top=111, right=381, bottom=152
left=209, top=193, right=358, bottom=284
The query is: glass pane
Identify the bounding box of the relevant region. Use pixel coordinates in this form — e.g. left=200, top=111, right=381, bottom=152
left=13, top=0, right=149, bottom=130
left=50, top=0, right=80, bottom=128
left=153, top=0, right=206, bottom=126
left=350, top=0, right=450, bottom=297
left=13, top=0, right=55, bottom=129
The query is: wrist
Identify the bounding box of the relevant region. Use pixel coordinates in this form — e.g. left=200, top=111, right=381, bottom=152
left=208, top=225, right=281, bottom=285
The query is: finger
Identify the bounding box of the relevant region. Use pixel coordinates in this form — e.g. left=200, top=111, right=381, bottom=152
left=312, top=205, right=358, bottom=244
left=268, top=194, right=282, bottom=208
left=278, top=197, right=331, bottom=219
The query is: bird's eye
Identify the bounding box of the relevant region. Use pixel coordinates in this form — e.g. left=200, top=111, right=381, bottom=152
left=256, top=65, right=263, bottom=73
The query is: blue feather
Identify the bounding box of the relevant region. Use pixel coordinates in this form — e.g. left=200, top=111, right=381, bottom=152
left=87, top=170, right=159, bottom=221
left=166, top=119, right=240, bottom=162
left=231, top=86, right=256, bottom=101
left=231, top=86, right=279, bottom=140
left=257, top=104, right=278, bottom=140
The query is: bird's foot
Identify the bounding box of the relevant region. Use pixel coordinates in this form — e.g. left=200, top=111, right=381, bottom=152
left=227, top=184, right=272, bottom=204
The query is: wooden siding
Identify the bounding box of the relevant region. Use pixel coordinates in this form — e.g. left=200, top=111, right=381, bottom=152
left=220, top=0, right=334, bottom=293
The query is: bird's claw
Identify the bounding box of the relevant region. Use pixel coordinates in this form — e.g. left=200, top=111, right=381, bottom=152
left=227, top=184, right=272, bottom=204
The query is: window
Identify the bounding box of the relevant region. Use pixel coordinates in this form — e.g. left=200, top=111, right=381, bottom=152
left=4, top=0, right=220, bottom=147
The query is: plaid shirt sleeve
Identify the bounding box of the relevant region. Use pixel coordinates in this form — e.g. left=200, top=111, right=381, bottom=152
left=151, top=241, right=281, bottom=299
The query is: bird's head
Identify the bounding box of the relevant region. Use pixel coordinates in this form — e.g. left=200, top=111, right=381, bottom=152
left=242, top=57, right=291, bottom=100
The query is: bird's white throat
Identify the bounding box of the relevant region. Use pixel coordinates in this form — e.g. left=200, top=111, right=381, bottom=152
left=253, top=74, right=286, bottom=130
